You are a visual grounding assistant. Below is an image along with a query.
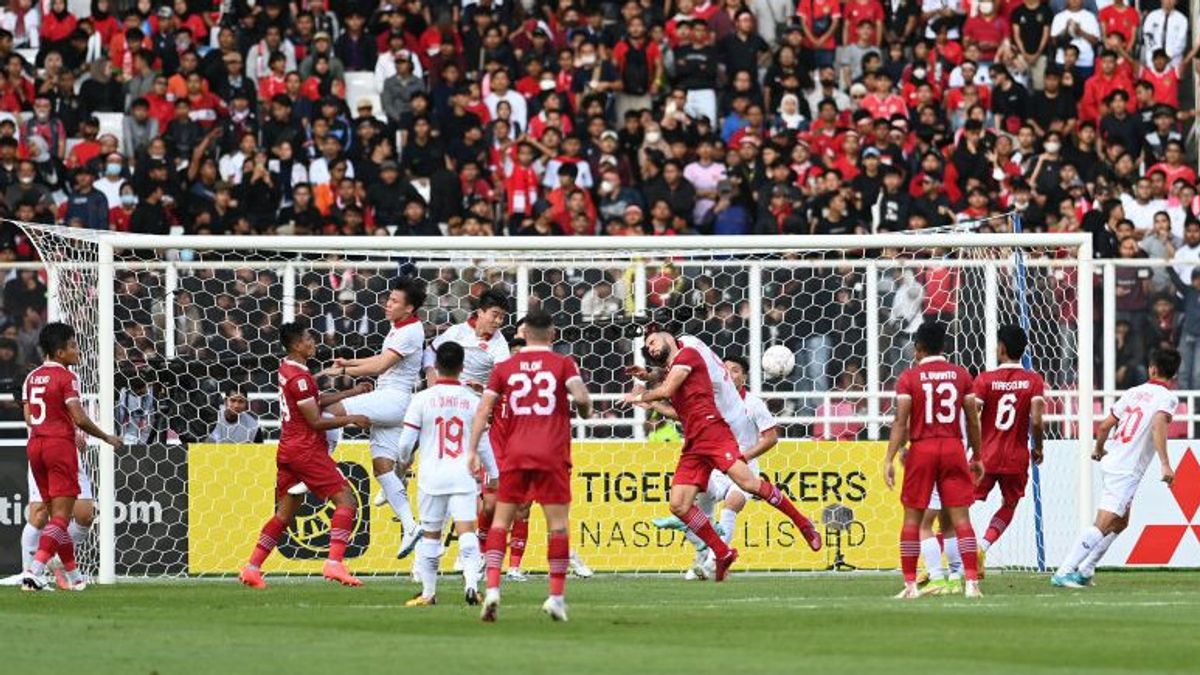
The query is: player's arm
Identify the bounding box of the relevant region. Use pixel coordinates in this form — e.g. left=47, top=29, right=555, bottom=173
left=318, top=381, right=373, bottom=408
left=1092, top=413, right=1118, bottom=461
left=296, top=397, right=369, bottom=430
left=66, top=400, right=122, bottom=448
left=1030, top=396, right=1046, bottom=465
left=883, top=396, right=911, bottom=490
left=396, top=423, right=420, bottom=465
left=322, top=350, right=401, bottom=378
left=741, top=425, right=779, bottom=462
left=1151, top=411, right=1174, bottom=485
left=623, top=364, right=689, bottom=404
left=567, top=377, right=592, bottom=419
left=963, top=394, right=984, bottom=483
left=466, top=389, right=499, bottom=473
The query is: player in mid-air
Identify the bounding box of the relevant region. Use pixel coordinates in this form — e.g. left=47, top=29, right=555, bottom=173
left=1052, top=348, right=1180, bottom=588
left=467, top=309, right=591, bottom=622
left=968, top=325, right=1045, bottom=578
left=239, top=323, right=371, bottom=589
left=624, top=329, right=822, bottom=582
left=884, top=321, right=984, bottom=599
left=642, top=353, right=779, bottom=580
left=400, top=341, right=494, bottom=606
left=21, top=322, right=123, bottom=592
left=321, top=277, right=427, bottom=558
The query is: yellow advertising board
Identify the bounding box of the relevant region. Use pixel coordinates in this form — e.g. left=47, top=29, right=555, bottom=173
left=189, top=441, right=901, bottom=574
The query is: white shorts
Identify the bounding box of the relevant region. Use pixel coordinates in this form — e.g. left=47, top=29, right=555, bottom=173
left=705, top=458, right=759, bottom=502
left=28, top=464, right=93, bottom=502
left=1098, top=469, right=1142, bottom=518
left=342, top=389, right=411, bottom=461
left=419, top=491, right=478, bottom=532
left=928, top=486, right=941, bottom=511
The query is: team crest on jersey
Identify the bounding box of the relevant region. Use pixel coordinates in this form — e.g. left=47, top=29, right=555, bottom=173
left=279, top=461, right=371, bottom=560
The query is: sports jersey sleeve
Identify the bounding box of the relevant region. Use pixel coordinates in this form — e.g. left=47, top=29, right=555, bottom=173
left=421, top=344, right=435, bottom=369
left=562, top=355, right=583, bottom=386
left=397, top=424, right=420, bottom=464
left=385, top=325, right=424, bottom=357
left=896, top=369, right=912, bottom=398
left=286, top=373, right=316, bottom=405
left=61, top=371, right=81, bottom=404
left=672, top=346, right=703, bottom=373
left=1109, top=392, right=1131, bottom=420
left=1157, top=391, right=1179, bottom=419
left=1031, top=373, right=1046, bottom=400
left=402, top=393, right=422, bottom=431
left=485, top=362, right=505, bottom=397
left=748, top=396, right=777, bottom=432
left=970, top=372, right=988, bottom=403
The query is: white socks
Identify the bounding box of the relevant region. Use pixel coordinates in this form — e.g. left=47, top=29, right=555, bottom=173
left=68, top=521, right=91, bottom=548
left=1057, top=526, right=1104, bottom=576
left=944, top=537, right=962, bottom=576
left=459, top=531, right=481, bottom=591
left=718, top=508, right=737, bottom=545
left=921, top=537, right=944, bottom=581
left=376, top=471, right=418, bottom=532
left=980, top=538, right=991, bottom=553
left=1078, top=532, right=1118, bottom=577
left=417, top=536, right=442, bottom=599
left=21, top=523, right=40, bottom=570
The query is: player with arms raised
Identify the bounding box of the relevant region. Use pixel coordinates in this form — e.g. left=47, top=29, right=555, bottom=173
left=467, top=309, right=591, bottom=622
left=1053, top=348, right=1180, bottom=588
left=624, top=329, right=821, bottom=582
left=400, top=341, right=495, bottom=606
left=884, top=321, right=984, bottom=599
left=321, top=277, right=427, bottom=557
left=20, top=323, right=122, bottom=591
left=239, top=323, right=371, bottom=589
left=969, top=325, right=1046, bottom=565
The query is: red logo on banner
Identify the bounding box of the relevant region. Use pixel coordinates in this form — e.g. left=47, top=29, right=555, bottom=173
left=1126, top=450, right=1200, bottom=564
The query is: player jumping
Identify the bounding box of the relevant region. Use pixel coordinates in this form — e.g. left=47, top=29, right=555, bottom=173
left=21, top=322, right=123, bottom=592
left=969, top=325, right=1045, bottom=576
left=467, top=309, right=592, bottom=622
left=884, top=321, right=984, bottom=599
left=321, top=277, right=427, bottom=558
left=624, top=329, right=821, bottom=582
left=1052, top=348, right=1180, bottom=588
left=400, top=341, right=495, bottom=607
left=239, top=323, right=371, bottom=589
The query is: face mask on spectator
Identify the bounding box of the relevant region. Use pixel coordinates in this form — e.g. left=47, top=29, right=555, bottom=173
left=578, top=54, right=596, bottom=67
left=121, top=194, right=138, bottom=207
left=19, top=175, right=32, bottom=185
left=979, top=2, right=994, bottom=13
left=645, top=130, right=662, bottom=144
left=912, top=68, right=927, bottom=81
left=106, top=163, right=122, bottom=176
left=1044, top=142, right=1061, bottom=154
left=601, top=180, right=616, bottom=194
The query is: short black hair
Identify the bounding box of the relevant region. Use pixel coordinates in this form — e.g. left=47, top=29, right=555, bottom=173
left=435, top=340, right=465, bottom=375
left=1150, top=348, right=1182, bottom=379
left=522, top=308, right=553, bottom=338
left=997, top=324, right=1028, bottom=361
left=279, top=321, right=308, bottom=352
left=509, top=337, right=527, bottom=350
left=477, top=289, right=509, bottom=313
left=391, top=276, right=427, bottom=310
left=38, top=322, right=75, bottom=359
left=724, top=353, right=751, bottom=374
left=914, top=320, right=947, bottom=355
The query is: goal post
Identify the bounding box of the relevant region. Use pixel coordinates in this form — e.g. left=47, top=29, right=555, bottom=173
left=17, top=223, right=1093, bottom=582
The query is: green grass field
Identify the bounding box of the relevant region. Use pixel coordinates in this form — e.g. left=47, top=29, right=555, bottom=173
left=2, top=572, right=1198, bottom=674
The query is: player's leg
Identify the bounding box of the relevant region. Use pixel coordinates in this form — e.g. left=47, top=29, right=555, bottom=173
left=669, top=458, right=737, bottom=580
left=935, top=446, right=981, bottom=594
left=1055, top=508, right=1123, bottom=586
left=409, top=492, right=447, bottom=606
left=20, top=467, right=45, bottom=572
left=725, top=458, right=822, bottom=551
left=344, top=390, right=420, bottom=546
left=942, top=506, right=979, bottom=585
left=978, top=473, right=1020, bottom=552
left=25, top=440, right=84, bottom=591
left=938, top=509, right=963, bottom=580
left=897, top=507, right=925, bottom=598
left=480, top=496, right=519, bottom=621
left=453, top=494, right=484, bottom=605
left=240, top=493, right=302, bottom=588
left=506, top=502, right=532, bottom=580
left=897, top=442, right=936, bottom=598
left=1077, top=509, right=1128, bottom=584
left=718, top=487, right=746, bottom=546
left=322, top=485, right=362, bottom=585
left=540, top=501, right=571, bottom=622
left=918, top=506, right=947, bottom=592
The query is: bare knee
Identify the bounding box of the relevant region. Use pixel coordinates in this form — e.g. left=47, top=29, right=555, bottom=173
left=372, top=457, right=396, bottom=477
left=28, top=503, right=48, bottom=528
left=668, top=494, right=692, bottom=519
left=73, top=500, right=96, bottom=527
left=725, top=490, right=747, bottom=512
left=331, top=488, right=356, bottom=510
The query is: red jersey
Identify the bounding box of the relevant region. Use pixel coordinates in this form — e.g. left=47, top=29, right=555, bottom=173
left=896, top=356, right=972, bottom=441
left=843, top=0, right=884, bottom=44
left=278, top=358, right=326, bottom=457
left=485, top=347, right=582, bottom=471
left=667, top=337, right=756, bottom=451
left=23, top=362, right=80, bottom=441
left=971, top=364, right=1045, bottom=473
left=1099, top=5, right=1139, bottom=47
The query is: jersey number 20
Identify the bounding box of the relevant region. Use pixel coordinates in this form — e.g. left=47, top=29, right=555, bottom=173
left=507, top=372, right=557, bottom=415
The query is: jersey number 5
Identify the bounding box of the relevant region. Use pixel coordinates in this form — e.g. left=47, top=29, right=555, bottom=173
left=508, top=372, right=557, bottom=415
left=27, top=385, right=46, bottom=425
left=921, top=382, right=958, bottom=424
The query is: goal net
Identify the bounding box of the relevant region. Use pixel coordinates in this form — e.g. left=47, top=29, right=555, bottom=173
left=16, top=222, right=1092, bottom=582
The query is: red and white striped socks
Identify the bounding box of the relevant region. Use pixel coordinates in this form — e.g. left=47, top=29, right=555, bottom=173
left=328, top=506, right=353, bottom=563
left=900, top=523, right=920, bottom=583
left=248, top=515, right=287, bottom=568
left=682, top=505, right=729, bottom=558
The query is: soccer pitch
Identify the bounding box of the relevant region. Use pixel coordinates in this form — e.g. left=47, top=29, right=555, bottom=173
left=2, top=572, right=1197, bottom=674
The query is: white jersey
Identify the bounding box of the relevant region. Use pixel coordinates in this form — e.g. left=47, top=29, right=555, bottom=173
left=676, top=335, right=757, bottom=449
left=376, top=316, right=426, bottom=392
left=398, top=381, right=480, bottom=495
left=1101, top=381, right=1177, bottom=477
left=426, top=319, right=510, bottom=386
left=743, top=392, right=776, bottom=435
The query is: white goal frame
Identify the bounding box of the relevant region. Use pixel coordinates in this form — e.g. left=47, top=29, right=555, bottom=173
left=62, top=231, right=1093, bottom=584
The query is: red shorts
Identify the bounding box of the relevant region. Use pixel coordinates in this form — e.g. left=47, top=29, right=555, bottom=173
left=974, top=472, right=1027, bottom=504
left=901, top=439, right=974, bottom=509
left=27, top=436, right=80, bottom=500
left=275, top=450, right=347, bottom=501
left=489, top=425, right=507, bottom=472
left=497, top=468, right=571, bottom=505
left=672, top=443, right=741, bottom=488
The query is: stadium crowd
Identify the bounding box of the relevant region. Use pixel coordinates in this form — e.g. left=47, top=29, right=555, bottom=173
left=0, top=0, right=1195, bottom=437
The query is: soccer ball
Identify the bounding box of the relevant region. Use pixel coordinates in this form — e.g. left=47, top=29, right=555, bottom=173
left=761, top=345, right=796, bottom=380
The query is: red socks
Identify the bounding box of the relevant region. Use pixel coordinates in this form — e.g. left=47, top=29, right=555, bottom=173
left=547, top=532, right=568, bottom=596
left=955, top=522, right=979, bottom=581
left=755, top=480, right=816, bottom=533
left=509, top=518, right=529, bottom=569
left=328, top=506, right=354, bottom=563
left=985, top=504, right=1016, bottom=545
left=900, top=523, right=920, bottom=583
left=36, top=517, right=75, bottom=571
left=484, top=526, right=507, bottom=590
left=682, top=506, right=730, bottom=558
left=249, top=516, right=287, bottom=567
left=478, top=508, right=493, bottom=545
